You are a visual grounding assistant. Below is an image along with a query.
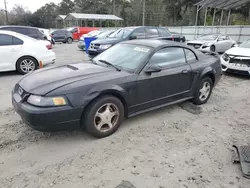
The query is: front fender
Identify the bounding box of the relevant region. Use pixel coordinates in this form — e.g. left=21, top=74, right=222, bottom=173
left=66, top=84, right=128, bottom=108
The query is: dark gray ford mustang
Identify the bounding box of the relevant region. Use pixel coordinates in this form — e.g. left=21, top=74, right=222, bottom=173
left=12, top=39, right=222, bottom=138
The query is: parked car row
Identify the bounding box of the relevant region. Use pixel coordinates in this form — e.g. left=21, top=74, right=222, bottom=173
left=87, top=26, right=181, bottom=56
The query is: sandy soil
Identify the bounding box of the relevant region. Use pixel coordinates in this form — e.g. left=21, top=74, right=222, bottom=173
left=0, top=43, right=250, bottom=188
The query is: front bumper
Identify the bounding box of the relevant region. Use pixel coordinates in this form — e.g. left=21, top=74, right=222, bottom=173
left=78, top=40, right=85, bottom=49
left=220, top=57, right=250, bottom=75
left=12, top=92, right=82, bottom=131
left=87, top=48, right=105, bottom=55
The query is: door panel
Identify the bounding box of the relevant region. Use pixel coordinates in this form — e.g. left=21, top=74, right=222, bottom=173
left=132, top=47, right=193, bottom=113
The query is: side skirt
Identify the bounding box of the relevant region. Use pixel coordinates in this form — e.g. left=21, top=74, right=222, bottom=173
left=128, top=97, right=193, bottom=118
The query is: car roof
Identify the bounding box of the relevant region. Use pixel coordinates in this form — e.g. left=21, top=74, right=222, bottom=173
left=124, top=26, right=169, bottom=30
left=0, top=25, right=39, bottom=29
left=121, top=39, right=186, bottom=49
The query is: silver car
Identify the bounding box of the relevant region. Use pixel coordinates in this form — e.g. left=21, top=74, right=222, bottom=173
left=187, top=33, right=236, bottom=53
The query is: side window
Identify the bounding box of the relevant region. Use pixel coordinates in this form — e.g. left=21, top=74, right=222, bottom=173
left=13, top=36, right=23, bottom=45
left=145, top=28, right=159, bottom=38
left=150, top=47, right=186, bottom=67
left=158, top=28, right=171, bottom=37
left=0, top=34, right=13, bottom=46
left=71, top=28, right=77, bottom=33
left=184, top=49, right=197, bottom=63
left=131, top=28, right=145, bottom=39
left=218, top=35, right=226, bottom=41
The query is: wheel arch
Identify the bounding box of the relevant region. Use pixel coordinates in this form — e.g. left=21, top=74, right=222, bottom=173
left=15, top=55, right=39, bottom=70
left=200, top=67, right=216, bottom=85
left=84, top=89, right=128, bottom=118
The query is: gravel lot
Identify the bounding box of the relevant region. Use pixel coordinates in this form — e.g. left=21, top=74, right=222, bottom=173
left=0, top=42, right=250, bottom=188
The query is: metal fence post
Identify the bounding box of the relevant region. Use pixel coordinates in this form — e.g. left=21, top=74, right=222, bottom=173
left=238, top=26, right=243, bottom=43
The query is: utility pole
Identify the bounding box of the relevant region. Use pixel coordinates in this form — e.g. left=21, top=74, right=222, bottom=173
left=142, top=0, right=145, bottom=26
left=113, top=0, right=115, bottom=15
left=4, top=0, right=8, bottom=24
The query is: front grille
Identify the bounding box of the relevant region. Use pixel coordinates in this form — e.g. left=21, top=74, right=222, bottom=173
left=90, top=43, right=100, bottom=49
left=226, top=68, right=250, bottom=75
left=14, top=84, right=29, bottom=100
left=187, top=43, right=202, bottom=49
left=229, top=58, right=250, bottom=66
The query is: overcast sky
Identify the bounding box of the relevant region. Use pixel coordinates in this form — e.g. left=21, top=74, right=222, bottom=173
left=0, top=0, right=62, bottom=12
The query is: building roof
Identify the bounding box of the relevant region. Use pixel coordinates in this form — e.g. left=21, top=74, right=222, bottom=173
left=195, top=0, right=250, bottom=10
left=56, top=15, right=67, bottom=20
left=65, top=13, right=123, bottom=21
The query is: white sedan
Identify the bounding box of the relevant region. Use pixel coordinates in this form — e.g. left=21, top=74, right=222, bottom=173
left=221, top=40, right=250, bottom=75
left=187, top=33, right=236, bottom=53
left=0, top=30, right=56, bottom=74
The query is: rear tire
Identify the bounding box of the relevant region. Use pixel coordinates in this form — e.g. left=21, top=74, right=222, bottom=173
left=83, top=95, right=124, bottom=138
left=67, top=37, right=73, bottom=44
left=192, top=77, right=213, bottom=105
left=16, top=57, right=38, bottom=75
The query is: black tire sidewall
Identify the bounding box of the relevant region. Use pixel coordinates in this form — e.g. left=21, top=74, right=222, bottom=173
left=193, top=77, right=213, bottom=105
left=16, top=57, right=38, bottom=75
left=67, top=38, right=73, bottom=44
left=84, top=96, right=124, bottom=138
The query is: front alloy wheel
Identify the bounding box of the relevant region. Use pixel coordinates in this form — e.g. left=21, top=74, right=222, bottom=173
left=83, top=96, right=124, bottom=138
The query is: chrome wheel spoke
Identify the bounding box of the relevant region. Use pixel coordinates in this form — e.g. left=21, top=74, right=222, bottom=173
left=94, top=103, right=119, bottom=132
left=199, top=82, right=211, bottom=101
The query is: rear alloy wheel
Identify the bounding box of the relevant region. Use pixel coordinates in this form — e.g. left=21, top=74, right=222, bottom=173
left=16, top=57, right=38, bottom=74
left=193, top=77, right=213, bottom=105
left=83, top=96, right=124, bottom=138
left=67, top=38, right=73, bottom=44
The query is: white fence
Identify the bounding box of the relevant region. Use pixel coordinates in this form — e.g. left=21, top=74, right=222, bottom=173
left=168, top=25, right=250, bottom=42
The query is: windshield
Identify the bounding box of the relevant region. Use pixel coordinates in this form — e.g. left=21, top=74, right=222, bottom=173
left=93, top=43, right=153, bottom=71
left=240, top=40, right=250, bottom=48
left=97, top=31, right=113, bottom=38
left=108, top=28, right=133, bottom=39
left=198, top=34, right=219, bottom=41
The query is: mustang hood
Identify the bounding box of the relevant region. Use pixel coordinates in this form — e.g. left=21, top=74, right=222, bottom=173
left=18, top=63, right=113, bottom=95
left=92, top=38, right=124, bottom=45
left=226, top=47, right=250, bottom=57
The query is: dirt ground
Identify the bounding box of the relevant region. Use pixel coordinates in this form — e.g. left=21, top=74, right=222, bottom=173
left=0, top=43, right=250, bottom=188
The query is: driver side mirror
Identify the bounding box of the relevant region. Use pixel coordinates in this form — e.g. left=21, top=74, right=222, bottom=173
left=129, top=35, right=137, bottom=40
left=145, top=64, right=162, bottom=74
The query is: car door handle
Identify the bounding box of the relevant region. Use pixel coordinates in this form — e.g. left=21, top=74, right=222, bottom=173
left=181, top=70, right=189, bottom=74
left=11, top=48, right=17, bottom=52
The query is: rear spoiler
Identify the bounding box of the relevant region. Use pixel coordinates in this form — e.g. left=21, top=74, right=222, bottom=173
left=200, top=49, right=219, bottom=57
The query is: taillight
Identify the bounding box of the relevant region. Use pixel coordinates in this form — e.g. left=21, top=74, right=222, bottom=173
left=172, top=36, right=174, bottom=41
left=46, top=44, right=52, bottom=50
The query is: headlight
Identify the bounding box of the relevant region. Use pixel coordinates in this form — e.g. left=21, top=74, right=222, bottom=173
left=203, top=42, right=212, bottom=47
left=222, top=53, right=230, bottom=62
left=27, top=95, right=68, bottom=107
left=99, top=44, right=112, bottom=50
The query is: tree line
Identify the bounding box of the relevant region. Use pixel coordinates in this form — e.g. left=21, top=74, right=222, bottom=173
left=0, top=0, right=250, bottom=28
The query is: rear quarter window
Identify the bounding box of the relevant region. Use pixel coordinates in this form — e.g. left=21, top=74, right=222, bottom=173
left=13, top=37, right=23, bottom=45
left=184, top=49, right=198, bottom=63
left=158, top=28, right=171, bottom=37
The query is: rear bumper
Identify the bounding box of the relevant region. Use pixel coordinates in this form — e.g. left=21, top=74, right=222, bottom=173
left=221, top=57, right=250, bottom=75
left=12, top=95, right=82, bottom=131
left=40, top=51, right=56, bottom=66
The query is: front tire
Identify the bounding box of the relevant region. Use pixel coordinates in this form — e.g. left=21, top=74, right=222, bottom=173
left=16, top=57, right=38, bottom=74
left=83, top=96, right=124, bottom=138
left=192, top=77, right=213, bottom=105
left=210, top=45, right=216, bottom=52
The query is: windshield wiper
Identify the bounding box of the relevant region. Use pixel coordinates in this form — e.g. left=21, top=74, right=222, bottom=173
left=98, top=60, right=121, bottom=71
